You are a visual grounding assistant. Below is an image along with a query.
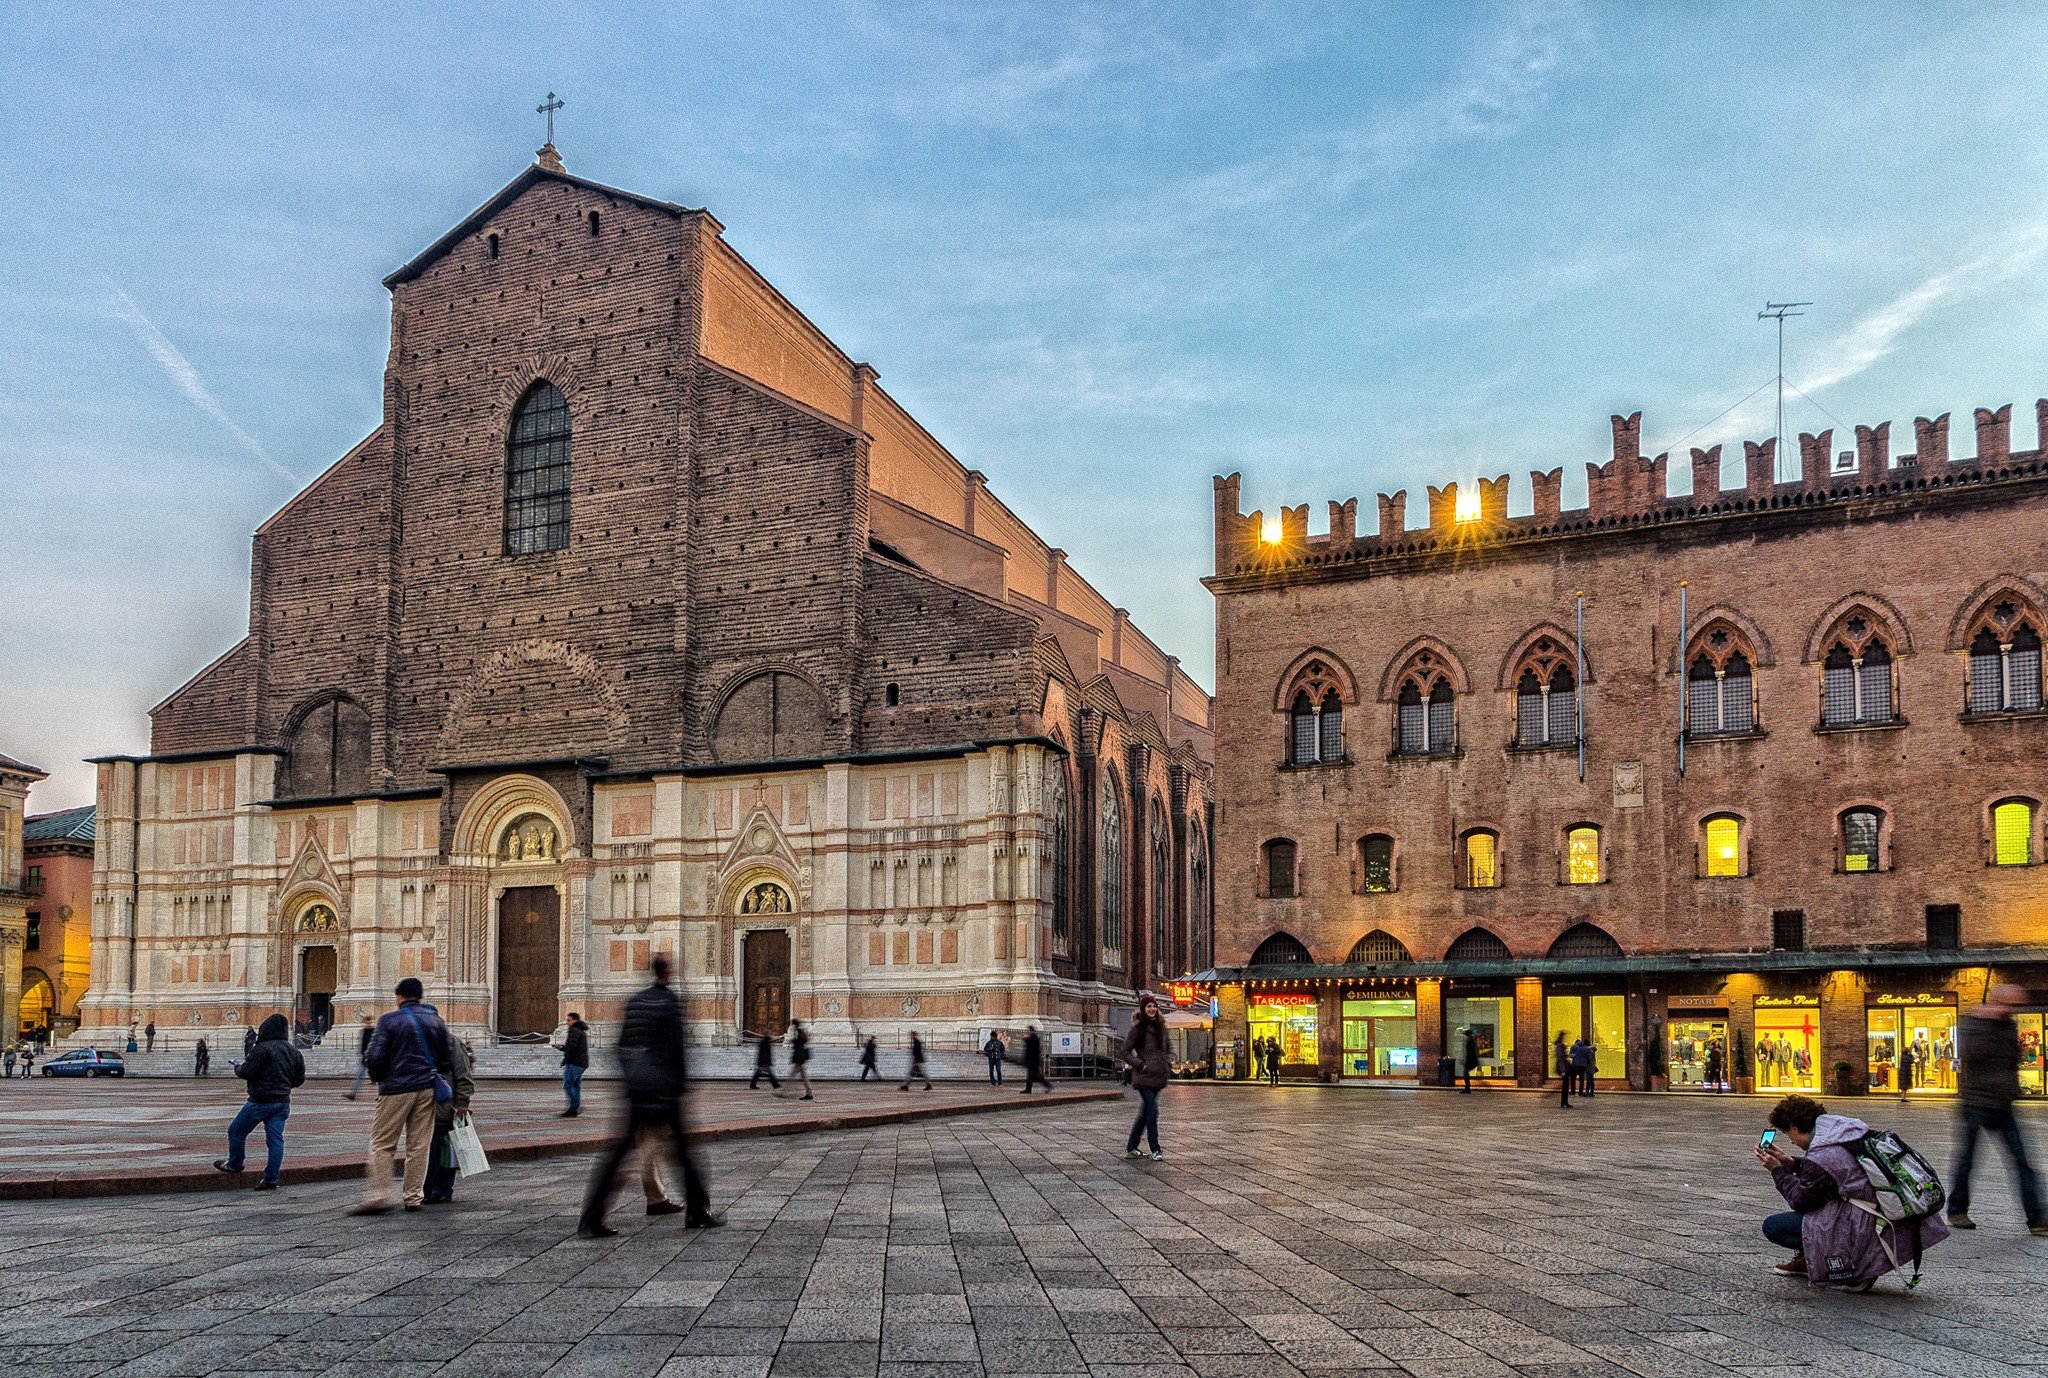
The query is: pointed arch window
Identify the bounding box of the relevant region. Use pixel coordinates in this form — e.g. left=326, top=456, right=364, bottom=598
left=505, top=381, right=572, bottom=554
left=1512, top=638, right=1580, bottom=748
left=1249, top=931, right=1312, bottom=966
left=1187, top=826, right=1210, bottom=972
left=1445, top=927, right=1512, bottom=962
left=1281, top=658, right=1348, bottom=766
left=1396, top=679, right=1456, bottom=755
left=1046, top=765, right=1070, bottom=949
left=1149, top=800, right=1169, bottom=968
left=1967, top=599, right=2044, bottom=715
left=1346, top=929, right=1411, bottom=964
left=1819, top=615, right=1897, bottom=727
left=1686, top=622, right=1756, bottom=736
left=1099, top=774, right=1125, bottom=957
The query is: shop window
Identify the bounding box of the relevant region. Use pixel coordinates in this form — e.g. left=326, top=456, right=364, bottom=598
left=1667, top=1017, right=1730, bottom=1090
left=1867, top=1003, right=1958, bottom=1094
left=1546, top=991, right=1627, bottom=1082
left=1840, top=808, right=1883, bottom=872
left=1771, top=908, right=1806, bottom=952
left=1248, top=931, right=1312, bottom=966
left=1965, top=598, right=2044, bottom=715
left=1459, top=829, right=1499, bottom=888
left=1993, top=798, right=2036, bottom=866
left=1248, top=992, right=1318, bottom=1070
left=1445, top=926, right=1512, bottom=962
left=1563, top=825, right=1601, bottom=885
left=1262, top=839, right=1297, bottom=898
left=2017, top=1012, right=2045, bottom=1096
left=1686, top=620, right=1758, bottom=736
left=1346, top=929, right=1410, bottom=964
left=1755, top=1002, right=1821, bottom=1091
left=1925, top=904, right=1961, bottom=951
left=1341, top=995, right=1418, bottom=1077
left=1701, top=815, right=1742, bottom=877
left=1447, top=993, right=1515, bottom=1079
left=1547, top=922, right=1622, bottom=960
left=1355, top=834, right=1395, bottom=894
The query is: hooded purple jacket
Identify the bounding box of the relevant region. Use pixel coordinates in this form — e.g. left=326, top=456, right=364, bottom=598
left=1772, top=1113, right=1950, bottom=1287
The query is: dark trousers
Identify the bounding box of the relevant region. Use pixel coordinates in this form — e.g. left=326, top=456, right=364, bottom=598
left=750, top=1062, right=781, bottom=1089
left=1950, top=1103, right=2046, bottom=1224
left=1558, top=1072, right=1571, bottom=1108
left=1022, top=1062, right=1050, bottom=1092
left=1762, top=1210, right=1805, bottom=1252
left=901, top=1060, right=931, bottom=1089
left=563, top=1064, right=584, bottom=1112
left=986, top=1057, right=1004, bottom=1085
left=1126, top=1086, right=1161, bottom=1152
left=424, top=1119, right=458, bottom=1203
left=581, top=1101, right=710, bottom=1226
left=225, top=1100, right=290, bottom=1182
left=859, top=1062, right=878, bottom=1081
left=1461, top=1065, right=1473, bottom=1093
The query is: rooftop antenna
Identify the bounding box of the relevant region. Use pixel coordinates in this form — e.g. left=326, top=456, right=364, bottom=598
left=1758, top=301, right=1810, bottom=481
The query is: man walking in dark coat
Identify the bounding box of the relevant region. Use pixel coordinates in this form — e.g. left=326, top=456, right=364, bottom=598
left=1019, top=1026, right=1051, bottom=1093
left=145, top=1020, right=157, bottom=1053
left=243, top=1025, right=258, bottom=1057
left=194, top=1038, right=210, bottom=1077
left=1555, top=1032, right=1572, bottom=1109
left=214, top=1013, right=305, bottom=1189
left=579, top=954, right=720, bottom=1237
left=900, top=1031, right=933, bottom=1090
left=1460, top=1026, right=1478, bottom=1093
left=750, top=1030, right=782, bottom=1091
left=858, top=1035, right=880, bottom=1082
left=1949, top=983, right=2048, bottom=1234
left=560, top=1012, right=589, bottom=1118
left=1570, top=1036, right=1594, bottom=1098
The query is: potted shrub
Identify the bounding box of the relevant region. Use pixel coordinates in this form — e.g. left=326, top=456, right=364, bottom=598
left=1646, top=1020, right=1668, bottom=1091
left=1833, top=1059, right=1856, bottom=1097
left=1733, top=1029, right=1755, bottom=1095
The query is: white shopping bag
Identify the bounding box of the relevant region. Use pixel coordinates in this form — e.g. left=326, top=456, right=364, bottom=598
left=450, top=1112, right=490, bottom=1176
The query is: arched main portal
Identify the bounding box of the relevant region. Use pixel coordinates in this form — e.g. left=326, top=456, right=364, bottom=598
left=733, top=873, right=795, bottom=1037
left=17, top=969, right=53, bottom=1037
left=494, top=812, right=564, bottom=1038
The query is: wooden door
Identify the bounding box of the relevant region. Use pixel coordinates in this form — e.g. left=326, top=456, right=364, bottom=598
left=300, top=945, right=338, bottom=1034
left=496, top=886, right=561, bottom=1037
left=743, top=929, right=791, bottom=1037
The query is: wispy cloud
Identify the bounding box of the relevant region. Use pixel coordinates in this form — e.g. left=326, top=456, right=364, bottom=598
left=106, top=283, right=298, bottom=484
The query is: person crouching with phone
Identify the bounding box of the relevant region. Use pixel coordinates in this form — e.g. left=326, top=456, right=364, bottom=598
left=1755, top=1094, right=1947, bottom=1290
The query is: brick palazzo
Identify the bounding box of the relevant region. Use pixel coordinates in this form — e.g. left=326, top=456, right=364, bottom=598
left=83, top=146, right=1212, bottom=1054
left=1201, top=405, right=2048, bottom=1096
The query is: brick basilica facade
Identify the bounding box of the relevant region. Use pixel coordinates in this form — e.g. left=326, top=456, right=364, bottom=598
left=1203, top=406, right=2048, bottom=1096
left=83, top=151, right=1213, bottom=1052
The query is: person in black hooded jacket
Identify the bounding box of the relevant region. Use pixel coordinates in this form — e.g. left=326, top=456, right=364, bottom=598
left=214, top=1013, right=305, bottom=1189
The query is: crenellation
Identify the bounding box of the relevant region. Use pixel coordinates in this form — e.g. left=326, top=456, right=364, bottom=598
left=1687, top=446, right=1721, bottom=501
left=1279, top=503, right=1309, bottom=544
left=1744, top=437, right=1777, bottom=495
left=1610, top=410, right=1642, bottom=466
left=1327, top=497, right=1357, bottom=545
left=1529, top=467, right=1563, bottom=521
left=1477, top=474, right=1510, bottom=526
left=1425, top=482, right=1459, bottom=531
left=1798, top=429, right=1833, bottom=487
left=1975, top=402, right=2012, bottom=464
left=1855, top=421, right=1890, bottom=480
left=1377, top=490, right=1407, bottom=538
left=1915, top=413, right=1950, bottom=466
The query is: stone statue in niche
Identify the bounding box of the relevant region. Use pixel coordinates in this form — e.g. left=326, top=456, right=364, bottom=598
left=500, top=814, right=559, bottom=863
left=738, top=881, right=792, bottom=915
left=297, top=903, right=339, bottom=933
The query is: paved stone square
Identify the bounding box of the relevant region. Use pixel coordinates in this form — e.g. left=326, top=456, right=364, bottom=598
left=3, top=1086, right=2045, bottom=1377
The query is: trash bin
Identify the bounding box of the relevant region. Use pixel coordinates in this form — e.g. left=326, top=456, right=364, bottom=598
left=1436, top=1056, right=1457, bottom=1087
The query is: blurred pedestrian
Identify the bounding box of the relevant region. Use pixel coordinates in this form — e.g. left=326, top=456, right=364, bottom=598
left=858, top=1035, right=880, bottom=1082
left=1460, top=1025, right=1478, bottom=1094
left=349, top=978, right=453, bottom=1215
left=243, top=1025, right=258, bottom=1057
left=1570, top=1036, right=1594, bottom=1098
left=578, top=954, right=720, bottom=1237
left=1020, top=1026, right=1051, bottom=1094
left=1555, top=1032, right=1571, bottom=1110
left=194, top=1038, right=209, bottom=1077
left=559, top=1012, right=589, bottom=1118
left=145, top=1020, right=157, bottom=1053
left=1948, top=982, right=2048, bottom=1235
left=750, top=1030, right=782, bottom=1091
left=788, top=1019, right=814, bottom=1101
left=345, top=1015, right=375, bottom=1100
left=213, top=1013, right=305, bottom=1190
left=900, top=1032, right=932, bottom=1091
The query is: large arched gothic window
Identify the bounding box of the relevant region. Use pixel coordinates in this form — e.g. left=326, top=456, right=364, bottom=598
left=1512, top=638, right=1579, bottom=748
left=1686, top=622, right=1756, bottom=736
left=505, top=381, right=572, bottom=554
left=1149, top=800, right=1169, bottom=970
left=1395, top=678, right=1456, bottom=755
left=1046, top=764, right=1070, bottom=950
left=1099, top=773, right=1125, bottom=959
left=1187, top=826, right=1209, bottom=972
left=1280, top=656, right=1349, bottom=765
left=1966, top=598, right=2044, bottom=715
left=283, top=694, right=372, bottom=799
left=1819, top=613, right=1897, bottom=727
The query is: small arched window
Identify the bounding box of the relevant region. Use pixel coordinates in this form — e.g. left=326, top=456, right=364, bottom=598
left=1547, top=922, right=1623, bottom=959
left=1100, top=774, right=1125, bottom=955
left=1702, top=815, right=1742, bottom=877
left=1250, top=931, right=1312, bottom=966
left=1967, top=599, right=2045, bottom=715
left=1820, top=615, right=1896, bottom=727
left=1460, top=829, right=1499, bottom=888
left=1445, top=927, right=1512, bottom=962
left=587, top=210, right=601, bottom=236
left=505, top=381, right=572, bottom=554
left=487, top=232, right=500, bottom=260
left=1513, top=638, right=1579, bottom=748
left=1262, top=838, right=1297, bottom=898
left=1687, top=622, right=1757, bottom=736
left=1564, top=825, right=1601, bottom=885
left=1992, top=798, right=2036, bottom=866
left=1356, top=834, right=1395, bottom=894
left=1840, top=807, right=1883, bottom=872
left=1347, top=929, right=1411, bottom=964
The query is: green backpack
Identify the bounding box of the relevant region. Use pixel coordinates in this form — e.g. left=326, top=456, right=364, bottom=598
left=1848, top=1129, right=1947, bottom=1285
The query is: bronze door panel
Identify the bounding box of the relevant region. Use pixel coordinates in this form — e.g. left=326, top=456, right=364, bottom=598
left=497, top=886, right=561, bottom=1037
left=743, top=928, right=791, bottom=1037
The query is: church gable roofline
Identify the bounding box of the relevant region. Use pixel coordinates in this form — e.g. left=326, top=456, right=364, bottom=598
left=381, top=162, right=715, bottom=288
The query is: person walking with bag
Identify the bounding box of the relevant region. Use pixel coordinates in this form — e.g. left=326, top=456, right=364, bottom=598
left=213, top=1013, right=305, bottom=1190
left=559, top=1012, right=589, bottom=1118
left=349, top=978, right=453, bottom=1216
left=1948, top=982, right=2048, bottom=1235
left=422, top=1029, right=476, bottom=1205
left=578, top=954, right=720, bottom=1237
left=1020, top=1026, right=1051, bottom=1094
left=1120, top=996, right=1171, bottom=1161
left=788, top=1019, right=815, bottom=1101
left=858, top=1035, right=880, bottom=1082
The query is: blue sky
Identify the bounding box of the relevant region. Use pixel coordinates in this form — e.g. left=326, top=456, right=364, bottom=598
left=6, top=1, right=2048, bottom=809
